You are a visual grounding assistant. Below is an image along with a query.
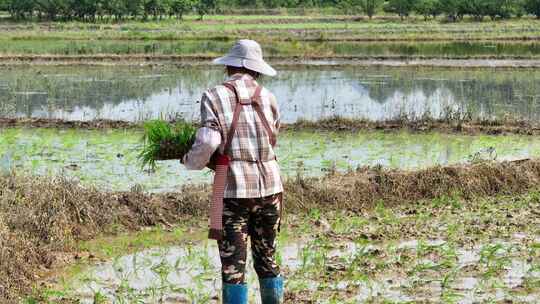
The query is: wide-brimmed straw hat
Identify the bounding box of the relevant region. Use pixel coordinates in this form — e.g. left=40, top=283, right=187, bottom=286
left=213, top=39, right=277, bottom=77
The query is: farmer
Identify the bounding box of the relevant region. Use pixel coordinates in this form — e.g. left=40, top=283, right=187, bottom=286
left=182, top=40, right=284, bottom=304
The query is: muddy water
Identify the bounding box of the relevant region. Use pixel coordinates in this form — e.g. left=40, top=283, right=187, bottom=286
left=67, top=237, right=540, bottom=303
left=1, top=65, right=540, bottom=123
left=0, top=128, right=539, bottom=192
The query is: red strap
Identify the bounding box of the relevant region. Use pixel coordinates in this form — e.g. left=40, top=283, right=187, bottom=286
left=222, top=82, right=277, bottom=154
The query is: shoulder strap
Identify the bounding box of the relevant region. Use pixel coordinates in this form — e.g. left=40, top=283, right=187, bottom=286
left=251, top=87, right=277, bottom=147
left=222, top=82, right=242, bottom=154
left=221, top=82, right=277, bottom=155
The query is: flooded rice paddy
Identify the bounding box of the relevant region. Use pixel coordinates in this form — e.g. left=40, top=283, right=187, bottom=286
left=0, top=127, right=538, bottom=192
left=1, top=65, right=540, bottom=123
left=69, top=239, right=540, bottom=303
left=59, top=199, right=540, bottom=303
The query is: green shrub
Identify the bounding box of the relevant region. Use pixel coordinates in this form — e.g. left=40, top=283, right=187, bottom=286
left=525, top=0, right=540, bottom=18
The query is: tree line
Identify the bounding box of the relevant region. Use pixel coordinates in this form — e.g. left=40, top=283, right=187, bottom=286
left=382, top=0, right=540, bottom=21
left=0, top=0, right=214, bottom=20
left=0, top=0, right=539, bottom=21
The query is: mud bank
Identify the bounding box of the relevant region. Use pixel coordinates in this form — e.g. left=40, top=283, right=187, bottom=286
left=2, top=55, right=540, bottom=68
left=2, top=117, right=540, bottom=136
left=2, top=159, right=540, bottom=301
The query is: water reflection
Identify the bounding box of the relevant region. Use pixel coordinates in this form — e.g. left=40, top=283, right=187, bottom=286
left=1, top=66, right=539, bottom=123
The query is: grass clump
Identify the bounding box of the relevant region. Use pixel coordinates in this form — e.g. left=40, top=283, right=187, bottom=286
left=138, top=120, right=197, bottom=169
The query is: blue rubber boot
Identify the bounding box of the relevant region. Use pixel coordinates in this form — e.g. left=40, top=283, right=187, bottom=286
left=222, top=283, right=248, bottom=304
left=259, top=276, right=284, bottom=304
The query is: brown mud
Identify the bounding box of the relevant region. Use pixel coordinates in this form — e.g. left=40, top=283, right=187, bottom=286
left=0, top=118, right=135, bottom=130
left=3, top=55, right=540, bottom=68
left=2, top=117, right=540, bottom=136
left=289, top=117, right=540, bottom=136
left=2, top=158, right=540, bottom=302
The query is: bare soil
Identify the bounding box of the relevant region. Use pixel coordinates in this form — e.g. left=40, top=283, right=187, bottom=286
left=2, top=55, right=540, bottom=67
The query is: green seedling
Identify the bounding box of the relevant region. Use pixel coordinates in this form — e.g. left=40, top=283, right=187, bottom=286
left=479, top=243, right=512, bottom=280
left=138, top=120, right=197, bottom=169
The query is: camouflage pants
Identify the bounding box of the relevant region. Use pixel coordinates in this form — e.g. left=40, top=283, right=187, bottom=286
left=218, top=193, right=282, bottom=284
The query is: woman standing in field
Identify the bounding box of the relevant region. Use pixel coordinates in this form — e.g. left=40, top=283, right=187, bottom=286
left=182, top=40, right=284, bottom=304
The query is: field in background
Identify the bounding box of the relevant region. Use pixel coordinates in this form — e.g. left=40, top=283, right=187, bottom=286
left=1, top=16, right=540, bottom=43
left=1, top=15, right=540, bottom=65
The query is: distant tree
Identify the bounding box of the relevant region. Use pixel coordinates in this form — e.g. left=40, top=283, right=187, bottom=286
left=296, top=0, right=317, bottom=7
left=143, top=0, right=167, bottom=19
left=126, top=0, right=144, bottom=19
left=525, top=0, right=540, bottom=18
left=5, top=0, right=35, bottom=19
left=69, top=0, right=99, bottom=20
left=438, top=0, right=468, bottom=21
left=262, top=0, right=287, bottom=8
left=196, top=0, right=216, bottom=20
left=235, top=0, right=257, bottom=5
left=482, top=0, right=516, bottom=20
left=168, top=0, right=193, bottom=19
left=360, top=0, right=382, bottom=18
left=336, top=0, right=362, bottom=15
left=383, top=0, right=416, bottom=20
left=102, top=0, right=128, bottom=20
left=513, top=0, right=527, bottom=18
left=34, top=0, right=70, bottom=20
left=465, top=0, right=488, bottom=21
left=0, top=0, right=534, bottom=22
left=504, top=0, right=526, bottom=18
left=414, top=0, right=440, bottom=20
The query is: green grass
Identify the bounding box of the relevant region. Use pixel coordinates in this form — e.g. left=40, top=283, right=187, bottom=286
left=4, top=39, right=540, bottom=59
left=1, top=17, right=540, bottom=43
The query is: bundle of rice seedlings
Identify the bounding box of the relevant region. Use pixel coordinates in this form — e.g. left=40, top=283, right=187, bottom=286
left=138, top=120, right=197, bottom=169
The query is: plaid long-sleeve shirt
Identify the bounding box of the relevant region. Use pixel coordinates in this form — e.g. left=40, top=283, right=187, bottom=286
left=183, top=73, right=283, bottom=199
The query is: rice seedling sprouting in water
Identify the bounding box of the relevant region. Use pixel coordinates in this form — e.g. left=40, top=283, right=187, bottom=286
left=138, top=120, right=197, bottom=169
